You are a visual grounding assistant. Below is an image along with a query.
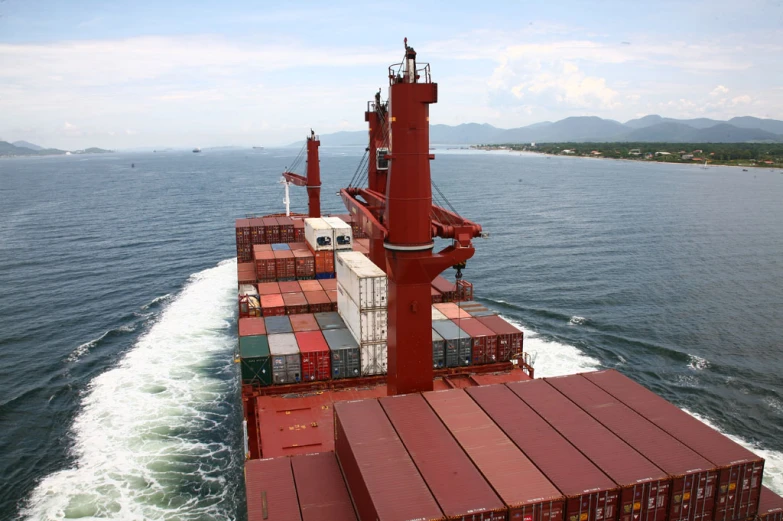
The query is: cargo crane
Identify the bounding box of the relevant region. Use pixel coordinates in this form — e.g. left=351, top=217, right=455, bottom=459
left=341, top=39, right=483, bottom=395
left=281, top=130, right=321, bottom=218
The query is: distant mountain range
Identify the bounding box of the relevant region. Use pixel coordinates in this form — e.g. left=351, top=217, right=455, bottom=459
left=308, top=115, right=783, bottom=146
left=0, top=141, right=113, bottom=157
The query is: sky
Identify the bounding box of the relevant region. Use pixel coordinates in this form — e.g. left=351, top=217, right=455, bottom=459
left=1, top=0, right=782, bottom=149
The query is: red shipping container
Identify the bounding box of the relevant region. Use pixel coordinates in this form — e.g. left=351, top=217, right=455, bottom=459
left=299, top=280, right=322, bottom=293
left=583, top=370, right=765, bottom=521
left=290, top=313, right=319, bottom=333
left=238, top=262, right=257, bottom=285
left=291, top=452, right=357, bottom=521
left=293, top=219, right=305, bottom=242
left=263, top=217, right=280, bottom=244
left=326, top=290, right=337, bottom=309
left=293, top=250, right=315, bottom=279
left=453, top=317, right=499, bottom=364
left=296, top=331, right=331, bottom=382
left=425, top=389, right=564, bottom=521
left=433, top=302, right=471, bottom=320
left=380, top=393, right=507, bottom=520
left=239, top=317, right=266, bottom=337
left=255, top=251, right=276, bottom=282
left=258, top=282, right=281, bottom=295
left=549, top=376, right=718, bottom=521
left=432, top=275, right=456, bottom=301
left=252, top=244, right=272, bottom=259
left=288, top=242, right=308, bottom=251
left=260, top=294, right=285, bottom=317
left=467, top=385, right=620, bottom=521
left=283, top=292, right=309, bottom=315
left=235, top=218, right=251, bottom=243
left=319, top=279, right=337, bottom=292
left=508, top=380, right=672, bottom=521
left=304, top=291, right=332, bottom=314
left=277, top=216, right=295, bottom=243
left=248, top=217, right=266, bottom=244
left=274, top=250, right=296, bottom=280
left=278, top=281, right=300, bottom=293
left=758, top=487, right=783, bottom=521
left=245, top=457, right=300, bottom=521
left=431, top=287, right=443, bottom=304
left=334, top=399, right=445, bottom=521
left=477, top=315, right=524, bottom=361
left=308, top=243, right=334, bottom=274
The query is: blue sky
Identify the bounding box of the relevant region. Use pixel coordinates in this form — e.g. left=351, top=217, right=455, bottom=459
left=1, top=0, right=781, bottom=149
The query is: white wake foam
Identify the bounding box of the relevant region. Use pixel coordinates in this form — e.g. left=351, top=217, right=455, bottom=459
left=687, top=354, right=710, bottom=371
left=502, top=316, right=601, bottom=377
left=684, top=409, right=783, bottom=495
left=569, top=315, right=588, bottom=326
left=22, top=259, right=239, bottom=520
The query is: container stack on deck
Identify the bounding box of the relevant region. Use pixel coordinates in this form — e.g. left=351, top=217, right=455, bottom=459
left=244, top=370, right=777, bottom=521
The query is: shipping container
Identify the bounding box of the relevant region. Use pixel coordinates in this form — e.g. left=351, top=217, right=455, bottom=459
left=263, top=217, right=280, bottom=244
left=274, top=250, right=296, bottom=280
left=432, top=275, right=457, bottom=301
left=467, top=384, right=620, bottom=521
left=305, top=218, right=333, bottom=251
left=238, top=262, right=257, bottom=284
left=322, top=328, right=360, bottom=379
left=268, top=333, right=301, bottom=384
left=278, top=281, right=300, bottom=293
left=477, top=315, right=524, bottom=362
left=434, top=302, right=472, bottom=320
left=293, top=218, right=305, bottom=242
left=424, top=389, right=565, bottom=521
left=454, top=317, right=499, bottom=364
left=293, top=249, right=315, bottom=279
left=360, top=342, right=387, bottom=376
left=319, top=279, right=337, bottom=292
left=260, top=294, right=286, bottom=317
left=253, top=243, right=273, bottom=257
left=315, top=271, right=335, bottom=280
left=547, top=375, right=717, bottom=521
left=432, top=329, right=446, bottom=368
left=299, top=279, right=322, bottom=293
left=432, top=306, right=448, bottom=322
left=335, top=251, right=387, bottom=309
left=582, top=370, right=765, bottom=521
left=380, top=393, right=507, bottom=520
left=283, top=292, right=309, bottom=315
left=314, top=311, right=345, bottom=330
left=239, top=317, right=266, bottom=337
left=304, top=290, right=332, bottom=313
left=248, top=218, right=266, bottom=245
left=239, top=335, right=271, bottom=386
left=265, top=315, right=293, bottom=335
left=239, top=295, right=262, bottom=318
left=289, top=242, right=308, bottom=251
left=326, top=289, right=337, bottom=306
left=239, top=283, right=259, bottom=298
left=337, top=285, right=387, bottom=343
left=245, top=457, right=300, bottom=521
left=322, top=216, right=353, bottom=251
left=271, top=243, right=291, bottom=251
left=334, top=399, right=445, bottom=521
left=289, top=313, right=320, bottom=333
left=758, top=487, right=783, bottom=521
left=431, top=320, right=471, bottom=367
left=296, top=331, right=331, bottom=382
left=291, top=452, right=358, bottom=521
left=277, top=216, right=295, bottom=243
left=431, top=287, right=443, bottom=304
left=507, top=380, right=672, bottom=521
left=258, top=281, right=281, bottom=295
left=255, top=251, right=277, bottom=282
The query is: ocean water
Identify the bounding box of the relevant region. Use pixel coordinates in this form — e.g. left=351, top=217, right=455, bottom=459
left=0, top=148, right=781, bottom=519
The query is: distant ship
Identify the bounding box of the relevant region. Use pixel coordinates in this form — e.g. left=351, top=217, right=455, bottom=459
left=252, top=146, right=264, bottom=150
left=193, top=148, right=201, bottom=153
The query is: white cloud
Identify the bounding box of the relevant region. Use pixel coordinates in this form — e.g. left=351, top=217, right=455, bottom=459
left=710, top=85, right=730, bottom=96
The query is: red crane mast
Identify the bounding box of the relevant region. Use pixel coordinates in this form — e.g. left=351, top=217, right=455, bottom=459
left=341, top=40, right=482, bottom=395
left=282, top=131, right=321, bottom=217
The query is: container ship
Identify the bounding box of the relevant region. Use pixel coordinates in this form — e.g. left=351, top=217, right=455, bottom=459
left=233, top=40, right=782, bottom=521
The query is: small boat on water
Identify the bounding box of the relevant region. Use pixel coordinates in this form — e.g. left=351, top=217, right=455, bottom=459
left=193, top=148, right=201, bottom=153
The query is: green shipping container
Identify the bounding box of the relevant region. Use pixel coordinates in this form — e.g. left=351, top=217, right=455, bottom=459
left=239, top=335, right=272, bottom=386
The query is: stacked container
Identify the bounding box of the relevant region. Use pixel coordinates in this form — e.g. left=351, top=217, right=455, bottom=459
left=248, top=217, right=265, bottom=245
left=263, top=217, right=280, bottom=244
left=432, top=319, right=471, bottom=367
left=335, top=251, right=387, bottom=376
left=237, top=262, right=256, bottom=285
left=277, top=216, right=295, bottom=243
left=323, top=216, right=353, bottom=251
left=322, top=328, right=360, bottom=379
left=432, top=275, right=457, bottom=301
left=454, top=317, right=499, bottom=364
left=239, top=335, right=271, bottom=385
left=292, top=218, right=305, bottom=242
left=477, top=315, right=524, bottom=362
left=296, top=330, right=331, bottom=382
left=235, top=218, right=253, bottom=262
left=268, top=333, right=301, bottom=384
left=273, top=250, right=295, bottom=280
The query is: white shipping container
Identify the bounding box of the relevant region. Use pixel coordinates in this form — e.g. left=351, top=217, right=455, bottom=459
left=239, top=284, right=259, bottom=298
left=336, top=251, right=387, bottom=310
left=322, top=216, right=353, bottom=251
left=337, top=285, right=387, bottom=343
left=432, top=306, right=448, bottom=321
left=304, top=218, right=333, bottom=251
left=361, top=342, right=387, bottom=376
left=268, top=333, right=301, bottom=384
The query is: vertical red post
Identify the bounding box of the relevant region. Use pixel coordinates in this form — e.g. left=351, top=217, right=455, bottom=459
left=306, top=132, right=321, bottom=218
left=383, top=44, right=441, bottom=396
left=365, top=99, right=387, bottom=269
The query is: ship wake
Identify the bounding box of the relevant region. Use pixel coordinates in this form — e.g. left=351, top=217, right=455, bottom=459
left=21, top=259, right=242, bottom=520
